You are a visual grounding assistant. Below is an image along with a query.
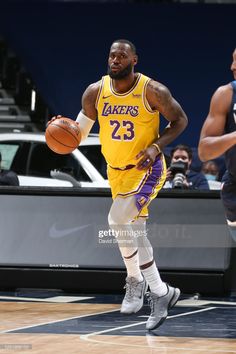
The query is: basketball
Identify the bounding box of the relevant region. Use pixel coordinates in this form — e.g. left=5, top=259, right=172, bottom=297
left=45, top=116, right=81, bottom=154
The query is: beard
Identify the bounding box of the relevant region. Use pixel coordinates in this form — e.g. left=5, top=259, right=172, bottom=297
left=107, top=62, right=133, bottom=80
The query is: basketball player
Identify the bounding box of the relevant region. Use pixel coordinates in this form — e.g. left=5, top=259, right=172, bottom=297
left=198, top=48, right=236, bottom=241
left=51, top=39, right=188, bottom=330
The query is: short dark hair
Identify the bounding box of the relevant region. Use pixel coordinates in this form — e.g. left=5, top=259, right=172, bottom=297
left=111, top=39, right=136, bottom=54
left=170, top=144, right=193, bottom=160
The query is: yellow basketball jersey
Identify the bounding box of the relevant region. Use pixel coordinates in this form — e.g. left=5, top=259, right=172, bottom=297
left=96, top=73, right=160, bottom=168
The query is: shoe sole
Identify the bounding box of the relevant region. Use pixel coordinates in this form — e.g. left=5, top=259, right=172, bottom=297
left=147, top=287, right=181, bottom=330
left=120, top=280, right=148, bottom=314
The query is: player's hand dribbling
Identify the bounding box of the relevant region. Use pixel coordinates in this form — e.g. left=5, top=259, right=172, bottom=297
left=136, top=145, right=160, bottom=170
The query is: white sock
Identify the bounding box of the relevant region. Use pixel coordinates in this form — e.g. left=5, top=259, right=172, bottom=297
left=142, top=262, right=167, bottom=296
left=123, top=251, right=143, bottom=282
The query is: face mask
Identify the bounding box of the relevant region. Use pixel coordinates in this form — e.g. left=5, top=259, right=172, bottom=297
left=205, top=174, right=217, bottom=181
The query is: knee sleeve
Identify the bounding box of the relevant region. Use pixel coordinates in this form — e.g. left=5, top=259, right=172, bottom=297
left=108, top=197, right=140, bottom=257
left=108, top=196, right=138, bottom=226
left=138, top=236, right=154, bottom=265
left=132, top=217, right=154, bottom=266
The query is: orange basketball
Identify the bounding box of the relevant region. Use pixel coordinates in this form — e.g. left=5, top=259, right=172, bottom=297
left=45, top=117, right=81, bottom=154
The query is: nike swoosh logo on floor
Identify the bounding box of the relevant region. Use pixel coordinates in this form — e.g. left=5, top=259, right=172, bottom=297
left=49, top=224, right=91, bottom=239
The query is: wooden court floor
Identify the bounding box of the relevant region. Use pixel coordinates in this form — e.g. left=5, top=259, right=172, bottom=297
left=0, top=290, right=236, bottom=354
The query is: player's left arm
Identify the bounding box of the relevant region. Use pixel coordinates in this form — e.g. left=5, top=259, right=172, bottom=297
left=136, top=80, right=188, bottom=170
left=148, top=80, right=188, bottom=148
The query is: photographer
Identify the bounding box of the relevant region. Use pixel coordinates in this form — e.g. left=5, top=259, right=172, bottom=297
left=164, top=144, right=209, bottom=190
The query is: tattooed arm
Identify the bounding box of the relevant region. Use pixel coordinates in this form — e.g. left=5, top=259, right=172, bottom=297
left=136, top=80, right=188, bottom=169
left=147, top=80, right=188, bottom=149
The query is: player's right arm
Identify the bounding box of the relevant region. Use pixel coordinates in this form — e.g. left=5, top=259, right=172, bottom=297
left=48, top=81, right=100, bottom=141
left=76, top=81, right=100, bottom=140
left=198, top=84, right=236, bottom=161
left=80, top=81, right=100, bottom=121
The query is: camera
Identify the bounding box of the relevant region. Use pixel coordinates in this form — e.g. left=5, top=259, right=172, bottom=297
left=170, top=160, right=188, bottom=189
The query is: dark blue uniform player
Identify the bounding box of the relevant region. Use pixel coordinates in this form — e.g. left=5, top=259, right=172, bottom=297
left=198, top=48, right=236, bottom=241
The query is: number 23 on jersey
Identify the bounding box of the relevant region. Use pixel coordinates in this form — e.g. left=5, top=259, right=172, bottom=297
left=110, top=120, right=135, bottom=141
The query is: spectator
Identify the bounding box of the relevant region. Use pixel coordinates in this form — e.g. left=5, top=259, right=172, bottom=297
left=201, top=160, right=221, bottom=190
left=164, top=144, right=209, bottom=190
left=0, top=152, right=19, bottom=186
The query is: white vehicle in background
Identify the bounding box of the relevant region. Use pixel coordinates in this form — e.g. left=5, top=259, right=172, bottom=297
left=0, top=132, right=109, bottom=188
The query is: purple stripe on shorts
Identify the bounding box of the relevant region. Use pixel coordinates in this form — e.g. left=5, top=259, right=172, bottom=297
left=135, top=156, right=163, bottom=212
